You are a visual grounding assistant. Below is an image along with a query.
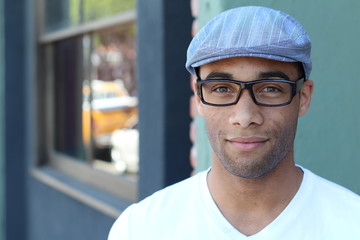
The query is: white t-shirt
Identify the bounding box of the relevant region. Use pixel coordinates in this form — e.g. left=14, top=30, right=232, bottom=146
left=108, top=167, right=360, bottom=239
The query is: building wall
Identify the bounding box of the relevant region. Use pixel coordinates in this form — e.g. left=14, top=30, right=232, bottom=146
left=193, top=0, right=360, bottom=194
left=0, top=0, right=5, bottom=238
left=0, top=0, right=192, bottom=239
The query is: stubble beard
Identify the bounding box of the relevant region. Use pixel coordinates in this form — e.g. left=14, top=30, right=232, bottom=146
left=207, top=120, right=298, bottom=179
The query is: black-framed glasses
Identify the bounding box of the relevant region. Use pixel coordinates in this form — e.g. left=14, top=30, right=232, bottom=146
left=196, top=78, right=304, bottom=107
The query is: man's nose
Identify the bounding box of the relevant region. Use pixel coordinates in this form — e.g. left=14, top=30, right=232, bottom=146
left=228, top=89, right=264, bottom=128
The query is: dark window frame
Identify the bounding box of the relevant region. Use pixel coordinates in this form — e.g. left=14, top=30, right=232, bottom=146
left=35, top=0, right=138, bottom=214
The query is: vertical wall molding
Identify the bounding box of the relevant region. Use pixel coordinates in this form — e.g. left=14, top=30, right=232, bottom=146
left=0, top=0, right=5, bottom=239
left=137, top=0, right=192, bottom=199
left=4, top=0, right=29, bottom=239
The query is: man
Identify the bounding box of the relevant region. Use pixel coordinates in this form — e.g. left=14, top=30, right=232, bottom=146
left=109, top=6, right=360, bottom=239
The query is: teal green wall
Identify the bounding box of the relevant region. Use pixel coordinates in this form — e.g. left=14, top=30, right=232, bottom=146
left=197, top=0, right=360, bottom=194
left=0, top=0, right=5, bottom=238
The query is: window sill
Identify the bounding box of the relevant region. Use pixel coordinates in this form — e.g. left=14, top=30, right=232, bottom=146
left=30, top=167, right=132, bottom=219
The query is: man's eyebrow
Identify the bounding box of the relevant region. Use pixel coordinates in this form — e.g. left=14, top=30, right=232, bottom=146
left=204, top=72, right=234, bottom=80
left=258, top=71, right=290, bottom=80
left=203, top=71, right=290, bottom=80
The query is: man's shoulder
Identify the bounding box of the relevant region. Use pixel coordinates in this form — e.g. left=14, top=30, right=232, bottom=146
left=305, top=168, right=360, bottom=198
left=125, top=170, right=207, bottom=216
left=143, top=170, right=205, bottom=202
left=299, top=168, right=360, bottom=235
left=109, top=172, right=217, bottom=240
left=303, top=167, right=360, bottom=210
left=108, top=171, right=208, bottom=239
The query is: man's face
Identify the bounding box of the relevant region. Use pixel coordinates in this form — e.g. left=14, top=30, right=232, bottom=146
left=196, top=57, right=313, bottom=178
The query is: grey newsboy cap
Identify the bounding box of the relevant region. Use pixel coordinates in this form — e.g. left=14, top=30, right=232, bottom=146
left=186, top=6, right=312, bottom=80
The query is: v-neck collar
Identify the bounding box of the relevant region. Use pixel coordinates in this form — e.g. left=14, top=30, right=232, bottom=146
left=199, top=166, right=311, bottom=239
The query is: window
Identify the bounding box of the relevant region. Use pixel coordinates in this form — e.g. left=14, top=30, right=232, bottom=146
left=37, top=0, right=138, bottom=203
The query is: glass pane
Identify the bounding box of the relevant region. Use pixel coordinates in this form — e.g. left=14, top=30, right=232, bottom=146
left=53, top=23, right=138, bottom=176
left=85, top=24, right=138, bottom=175
left=44, top=0, right=136, bottom=33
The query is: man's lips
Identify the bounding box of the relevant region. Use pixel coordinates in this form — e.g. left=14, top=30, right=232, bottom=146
left=227, top=137, right=269, bottom=151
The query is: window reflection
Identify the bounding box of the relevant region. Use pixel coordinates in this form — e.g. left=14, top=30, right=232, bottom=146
left=54, top=24, right=138, bottom=175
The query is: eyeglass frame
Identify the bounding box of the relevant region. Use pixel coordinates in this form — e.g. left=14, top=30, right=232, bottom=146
left=196, top=78, right=305, bottom=107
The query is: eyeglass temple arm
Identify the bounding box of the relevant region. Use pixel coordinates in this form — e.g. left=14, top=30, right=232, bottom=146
left=296, top=78, right=305, bottom=92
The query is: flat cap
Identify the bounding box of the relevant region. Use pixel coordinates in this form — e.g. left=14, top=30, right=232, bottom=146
left=186, top=6, right=312, bottom=79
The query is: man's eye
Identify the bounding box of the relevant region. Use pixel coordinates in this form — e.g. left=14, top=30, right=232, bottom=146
left=213, top=86, right=232, bottom=93
left=262, top=86, right=281, bottom=93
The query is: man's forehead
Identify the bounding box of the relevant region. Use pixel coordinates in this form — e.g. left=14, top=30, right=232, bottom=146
left=199, top=57, right=299, bottom=80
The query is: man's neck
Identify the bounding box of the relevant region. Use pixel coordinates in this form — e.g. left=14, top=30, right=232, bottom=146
left=207, top=156, right=303, bottom=236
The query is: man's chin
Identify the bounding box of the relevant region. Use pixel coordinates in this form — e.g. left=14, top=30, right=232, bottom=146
left=221, top=157, right=278, bottom=179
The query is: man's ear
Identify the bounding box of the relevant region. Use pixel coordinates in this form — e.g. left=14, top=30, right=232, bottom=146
left=298, top=80, right=314, bottom=116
